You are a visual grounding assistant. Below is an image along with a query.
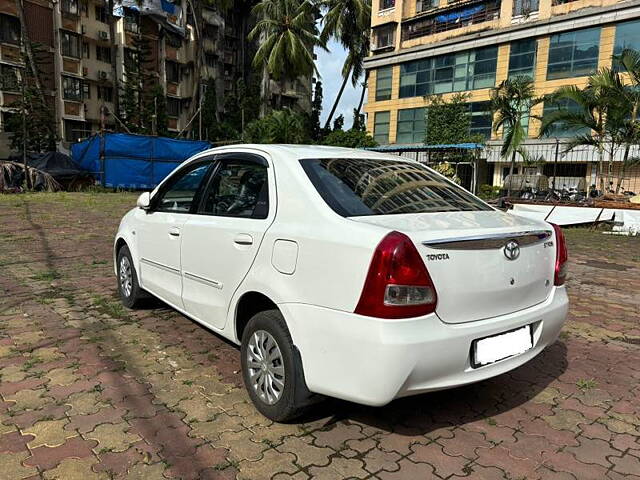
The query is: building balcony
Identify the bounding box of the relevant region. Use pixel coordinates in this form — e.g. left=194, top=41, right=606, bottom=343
left=401, top=0, right=501, bottom=41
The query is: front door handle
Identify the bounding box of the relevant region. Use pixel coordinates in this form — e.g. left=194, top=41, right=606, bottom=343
left=234, top=234, right=253, bottom=245
left=168, top=227, right=181, bottom=237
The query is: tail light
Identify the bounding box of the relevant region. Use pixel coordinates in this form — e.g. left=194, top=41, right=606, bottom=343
left=551, top=223, right=568, bottom=286
left=355, top=231, right=437, bottom=319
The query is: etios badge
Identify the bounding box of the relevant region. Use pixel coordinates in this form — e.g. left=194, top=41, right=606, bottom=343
left=504, top=240, right=520, bottom=261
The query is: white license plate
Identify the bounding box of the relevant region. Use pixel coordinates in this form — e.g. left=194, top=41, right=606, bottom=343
left=472, top=325, right=533, bottom=367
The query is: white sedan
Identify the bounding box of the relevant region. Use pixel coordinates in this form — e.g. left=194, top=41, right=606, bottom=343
left=114, top=145, right=569, bottom=421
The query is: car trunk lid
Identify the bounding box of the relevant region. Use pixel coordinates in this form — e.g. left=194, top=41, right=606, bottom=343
left=351, top=211, right=556, bottom=324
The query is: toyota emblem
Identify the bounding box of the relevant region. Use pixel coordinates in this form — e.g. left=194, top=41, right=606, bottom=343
left=504, top=240, right=520, bottom=261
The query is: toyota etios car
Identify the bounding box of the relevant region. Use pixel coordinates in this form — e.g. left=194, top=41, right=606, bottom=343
left=114, top=145, right=569, bottom=421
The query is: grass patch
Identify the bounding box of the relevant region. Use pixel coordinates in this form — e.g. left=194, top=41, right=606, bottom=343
left=92, top=295, right=129, bottom=320
left=31, top=270, right=61, bottom=282
left=576, top=378, right=597, bottom=390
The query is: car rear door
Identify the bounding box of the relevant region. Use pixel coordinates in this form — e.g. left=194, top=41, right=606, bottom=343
left=180, top=152, right=274, bottom=329
left=136, top=160, right=214, bottom=308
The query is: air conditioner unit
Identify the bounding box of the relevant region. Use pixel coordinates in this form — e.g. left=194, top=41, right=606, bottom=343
left=82, top=67, right=88, bottom=76
left=98, top=31, right=109, bottom=41
left=98, top=70, right=108, bottom=80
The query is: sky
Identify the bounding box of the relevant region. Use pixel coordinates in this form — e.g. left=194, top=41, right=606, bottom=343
left=315, top=39, right=364, bottom=129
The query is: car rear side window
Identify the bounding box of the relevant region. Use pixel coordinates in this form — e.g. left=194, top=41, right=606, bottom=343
left=300, top=158, right=491, bottom=217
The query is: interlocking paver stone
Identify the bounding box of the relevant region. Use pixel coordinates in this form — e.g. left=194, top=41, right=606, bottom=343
left=0, top=194, right=639, bottom=480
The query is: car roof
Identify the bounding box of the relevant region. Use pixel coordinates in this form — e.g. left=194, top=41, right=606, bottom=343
left=193, top=144, right=409, bottom=162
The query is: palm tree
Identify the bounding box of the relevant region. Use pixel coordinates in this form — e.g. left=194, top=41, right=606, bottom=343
left=612, top=49, right=640, bottom=193
left=319, top=0, right=371, bottom=129
left=249, top=0, right=325, bottom=110
left=540, top=69, right=625, bottom=194
left=491, top=76, right=540, bottom=197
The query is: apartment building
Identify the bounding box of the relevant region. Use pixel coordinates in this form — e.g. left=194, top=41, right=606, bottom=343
left=363, top=0, right=640, bottom=189
left=0, top=0, right=311, bottom=158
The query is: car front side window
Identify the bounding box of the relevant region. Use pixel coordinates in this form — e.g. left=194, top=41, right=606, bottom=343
left=199, top=159, right=269, bottom=219
left=154, top=162, right=211, bottom=213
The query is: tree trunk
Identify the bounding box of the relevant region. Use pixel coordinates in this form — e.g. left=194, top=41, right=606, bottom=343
left=355, top=72, right=368, bottom=115
left=324, top=72, right=349, bottom=130
left=615, top=143, right=631, bottom=194
left=14, top=0, right=44, bottom=98
left=506, top=149, right=516, bottom=198
left=597, top=146, right=605, bottom=195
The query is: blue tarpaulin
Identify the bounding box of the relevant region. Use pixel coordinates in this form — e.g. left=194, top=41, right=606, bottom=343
left=71, top=133, right=211, bottom=189
left=436, top=5, right=484, bottom=22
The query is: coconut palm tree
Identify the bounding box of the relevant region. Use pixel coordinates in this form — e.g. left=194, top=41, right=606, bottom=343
left=249, top=0, right=325, bottom=110
left=319, top=0, right=371, bottom=129
left=491, top=76, right=540, bottom=197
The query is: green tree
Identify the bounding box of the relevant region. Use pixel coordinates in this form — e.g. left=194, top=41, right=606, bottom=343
left=332, top=114, right=344, bottom=131
left=352, top=108, right=365, bottom=132
left=611, top=48, right=640, bottom=193
left=5, top=43, right=57, bottom=155
left=242, top=108, right=309, bottom=143
left=492, top=76, right=540, bottom=196
left=249, top=0, right=325, bottom=108
left=119, top=31, right=155, bottom=133
left=319, top=0, right=371, bottom=128
left=321, top=128, right=377, bottom=147
left=145, top=85, right=168, bottom=136
left=308, top=79, right=323, bottom=141
left=539, top=72, right=615, bottom=194
left=424, top=93, right=474, bottom=145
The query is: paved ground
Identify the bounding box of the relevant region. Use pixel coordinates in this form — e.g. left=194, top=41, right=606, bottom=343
left=0, top=192, right=639, bottom=480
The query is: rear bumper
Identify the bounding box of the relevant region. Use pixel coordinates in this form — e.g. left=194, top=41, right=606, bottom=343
left=280, top=287, right=569, bottom=406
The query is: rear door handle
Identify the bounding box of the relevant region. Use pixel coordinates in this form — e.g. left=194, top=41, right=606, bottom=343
left=234, top=234, right=253, bottom=245
left=168, top=227, right=181, bottom=237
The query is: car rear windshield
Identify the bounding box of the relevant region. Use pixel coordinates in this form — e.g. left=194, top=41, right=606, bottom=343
left=300, top=158, right=491, bottom=217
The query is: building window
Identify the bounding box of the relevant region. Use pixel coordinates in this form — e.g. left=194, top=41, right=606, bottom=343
left=547, top=27, right=600, bottom=80
left=82, top=41, right=90, bottom=59
left=375, top=66, right=392, bottom=101
left=0, top=14, right=20, bottom=45
left=166, top=61, right=180, bottom=83
left=124, top=48, right=138, bottom=71
left=166, top=97, right=180, bottom=117
left=62, top=76, right=82, bottom=100
left=399, top=46, right=498, bottom=98
left=61, top=0, right=78, bottom=16
left=614, top=19, right=640, bottom=57
left=61, top=30, right=81, bottom=58
left=509, top=38, right=537, bottom=79
left=402, top=0, right=500, bottom=40
left=166, top=33, right=182, bottom=48
left=0, top=64, right=20, bottom=91
left=396, top=108, right=426, bottom=144
left=95, top=5, right=108, bottom=23
left=416, top=0, right=438, bottom=13
left=64, top=119, right=86, bottom=142
left=468, top=101, right=492, bottom=139
left=380, top=0, right=395, bottom=9
left=542, top=99, right=589, bottom=137
left=1, top=112, right=17, bottom=133
left=373, top=111, right=390, bottom=144
left=124, top=9, right=139, bottom=33
left=82, top=82, right=90, bottom=99
left=373, top=24, right=395, bottom=51
left=96, top=45, right=112, bottom=63
left=513, top=0, right=539, bottom=16
left=97, top=85, right=113, bottom=102
left=205, top=53, right=217, bottom=67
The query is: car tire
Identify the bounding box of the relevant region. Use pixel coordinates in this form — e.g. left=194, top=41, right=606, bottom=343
left=241, top=309, right=318, bottom=422
left=116, top=245, right=146, bottom=309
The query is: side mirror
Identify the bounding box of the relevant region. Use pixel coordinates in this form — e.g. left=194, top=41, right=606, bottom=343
left=137, top=192, right=151, bottom=210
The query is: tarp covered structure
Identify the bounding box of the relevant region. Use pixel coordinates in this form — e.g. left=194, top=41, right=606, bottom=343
left=8, top=152, right=86, bottom=180
left=71, top=133, right=211, bottom=189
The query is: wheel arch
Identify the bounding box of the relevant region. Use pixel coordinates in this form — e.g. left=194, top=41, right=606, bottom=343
left=234, top=291, right=280, bottom=343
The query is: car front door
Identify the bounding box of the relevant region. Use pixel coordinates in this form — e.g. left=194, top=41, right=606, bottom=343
left=136, top=160, right=213, bottom=308
left=180, top=152, right=274, bottom=329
